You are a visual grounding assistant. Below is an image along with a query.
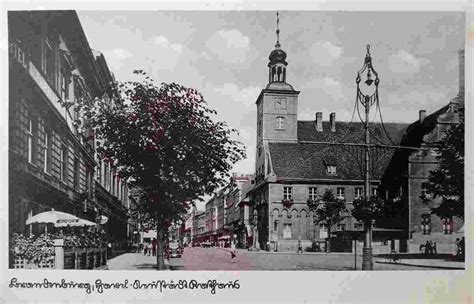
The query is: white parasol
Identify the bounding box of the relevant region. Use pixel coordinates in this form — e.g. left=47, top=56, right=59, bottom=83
left=55, top=218, right=97, bottom=227
left=26, top=210, right=80, bottom=225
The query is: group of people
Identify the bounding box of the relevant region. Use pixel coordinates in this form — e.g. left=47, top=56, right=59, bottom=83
left=420, top=240, right=438, bottom=254
left=456, top=237, right=465, bottom=257
left=139, top=238, right=157, bottom=257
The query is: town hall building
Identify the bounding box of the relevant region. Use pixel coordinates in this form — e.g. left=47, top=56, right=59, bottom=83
left=250, top=20, right=409, bottom=252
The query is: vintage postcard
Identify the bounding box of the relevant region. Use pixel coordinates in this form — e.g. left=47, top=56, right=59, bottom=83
left=1, top=1, right=471, bottom=303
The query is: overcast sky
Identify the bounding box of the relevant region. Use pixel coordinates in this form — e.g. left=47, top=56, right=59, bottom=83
left=78, top=11, right=464, bottom=194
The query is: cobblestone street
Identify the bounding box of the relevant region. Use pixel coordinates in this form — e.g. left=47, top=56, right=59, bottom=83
left=106, top=247, right=464, bottom=271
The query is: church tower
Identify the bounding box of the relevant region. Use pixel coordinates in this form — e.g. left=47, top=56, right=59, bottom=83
left=255, top=12, right=300, bottom=182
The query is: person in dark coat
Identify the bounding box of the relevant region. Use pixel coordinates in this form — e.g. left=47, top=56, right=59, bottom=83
left=152, top=238, right=157, bottom=257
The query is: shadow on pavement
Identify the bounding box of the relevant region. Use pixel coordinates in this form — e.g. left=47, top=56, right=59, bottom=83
left=134, top=263, right=158, bottom=270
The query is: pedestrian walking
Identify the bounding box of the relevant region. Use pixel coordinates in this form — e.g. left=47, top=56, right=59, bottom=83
left=432, top=241, right=437, bottom=254
left=152, top=238, right=157, bottom=257
left=230, top=240, right=237, bottom=263
left=455, top=238, right=461, bottom=256
left=297, top=236, right=303, bottom=253
left=107, top=242, right=112, bottom=258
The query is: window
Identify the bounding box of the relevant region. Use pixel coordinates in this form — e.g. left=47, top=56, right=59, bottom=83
left=41, top=39, right=55, bottom=85
left=372, top=187, right=378, bottom=197
left=43, top=130, right=52, bottom=174
left=421, top=214, right=431, bottom=235
left=283, top=186, right=293, bottom=200
left=276, top=116, right=285, bottom=130
left=112, top=170, right=116, bottom=195
left=104, top=162, right=110, bottom=189
left=309, top=187, right=317, bottom=201
left=442, top=217, right=453, bottom=234
left=421, top=182, right=432, bottom=201
left=27, top=117, right=34, bottom=164
left=60, top=73, right=69, bottom=100
left=337, top=187, right=345, bottom=199
left=355, top=187, right=363, bottom=199
left=327, top=166, right=337, bottom=175
left=60, top=146, right=68, bottom=183
left=283, top=223, right=292, bottom=238
left=86, top=167, right=93, bottom=198
left=73, top=158, right=80, bottom=190
left=336, top=224, right=345, bottom=231
left=258, top=146, right=262, bottom=158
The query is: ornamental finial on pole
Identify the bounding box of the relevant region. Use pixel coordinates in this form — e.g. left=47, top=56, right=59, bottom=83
left=275, top=11, right=281, bottom=48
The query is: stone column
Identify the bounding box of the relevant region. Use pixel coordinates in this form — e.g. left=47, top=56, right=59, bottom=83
left=54, top=239, right=64, bottom=270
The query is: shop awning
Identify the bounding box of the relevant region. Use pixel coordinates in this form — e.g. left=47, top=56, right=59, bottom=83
left=218, top=235, right=231, bottom=240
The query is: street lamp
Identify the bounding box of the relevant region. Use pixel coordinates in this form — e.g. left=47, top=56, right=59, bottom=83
left=356, top=44, right=379, bottom=270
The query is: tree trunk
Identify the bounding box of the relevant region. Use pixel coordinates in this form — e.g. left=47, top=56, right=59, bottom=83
left=326, top=227, right=332, bottom=253
left=156, top=228, right=166, bottom=270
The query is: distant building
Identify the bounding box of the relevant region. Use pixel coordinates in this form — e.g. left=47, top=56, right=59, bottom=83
left=249, top=22, right=408, bottom=252
left=8, top=11, right=130, bottom=245
left=224, top=174, right=254, bottom=248
left=379, top=50, right=465, bottom=253
left=191, top=208, right=207, bottom=245
left=189, top=174, right=254, bottom=248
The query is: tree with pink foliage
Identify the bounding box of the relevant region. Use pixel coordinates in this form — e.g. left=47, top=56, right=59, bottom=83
left=71, top=70, right=246, bottom=269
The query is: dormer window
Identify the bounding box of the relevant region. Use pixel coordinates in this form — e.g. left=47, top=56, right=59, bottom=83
left=327, top=166, right=337, bottom=175
left=276, top=116, right=285, bottom=130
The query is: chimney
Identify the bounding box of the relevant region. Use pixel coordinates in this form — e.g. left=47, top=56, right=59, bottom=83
left=419, top=110, right=426, bottom=124
left=315, top=112, right=323, bottom=132
left=330, top=112, right=336, bottom=132
left=458, top=49, right=465, bottom=97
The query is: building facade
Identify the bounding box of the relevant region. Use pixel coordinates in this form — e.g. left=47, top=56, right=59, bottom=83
left=224, top=174, right=254, bottom=248
left=250, top=26, right=408, bottom=252
left=379, top=50, right=465, bottom=253
left=191, top=208, right=207, bottom=245
left=8, top=11, right=130, bottom=245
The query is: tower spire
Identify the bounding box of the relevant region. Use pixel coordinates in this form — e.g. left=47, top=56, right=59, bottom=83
left=276, top=11, right=280, bottom=49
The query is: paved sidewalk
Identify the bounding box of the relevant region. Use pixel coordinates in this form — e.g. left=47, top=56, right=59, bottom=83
left=107, top=252, right=170, bottom=270
left=374, top=257, right=465, bottom=270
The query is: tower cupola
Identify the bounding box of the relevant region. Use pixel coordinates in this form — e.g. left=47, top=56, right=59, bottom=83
left=268, top=12, right=289, bottom=84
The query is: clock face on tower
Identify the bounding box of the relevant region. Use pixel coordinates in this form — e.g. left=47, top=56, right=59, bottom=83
left=275, top=98, right=287, bottom=109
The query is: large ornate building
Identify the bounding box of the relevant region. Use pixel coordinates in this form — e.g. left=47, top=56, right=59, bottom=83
left=379, top=50, right=465, bottom=253
left=250, top=22, right=408, bottom=252
left=8, top=11, right=132, bottom=245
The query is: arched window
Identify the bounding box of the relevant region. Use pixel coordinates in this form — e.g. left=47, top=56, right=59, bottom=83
left=277, top=67, right=282, bottom=81
left=282, top=68, right=286, bottom=82
left=272, top=66, right=277, bottom=81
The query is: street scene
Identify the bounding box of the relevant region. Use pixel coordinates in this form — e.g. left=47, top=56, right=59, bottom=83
left=8, top=10, right=465, bottom=272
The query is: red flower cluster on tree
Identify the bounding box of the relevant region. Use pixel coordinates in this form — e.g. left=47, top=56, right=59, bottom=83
left=127, top=113, right=138, bottom=122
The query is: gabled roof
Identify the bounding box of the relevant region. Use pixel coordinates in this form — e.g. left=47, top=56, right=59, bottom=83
left=297, top=121, right=408, bottom=145
left=268, top=120, right=409, bottom=182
